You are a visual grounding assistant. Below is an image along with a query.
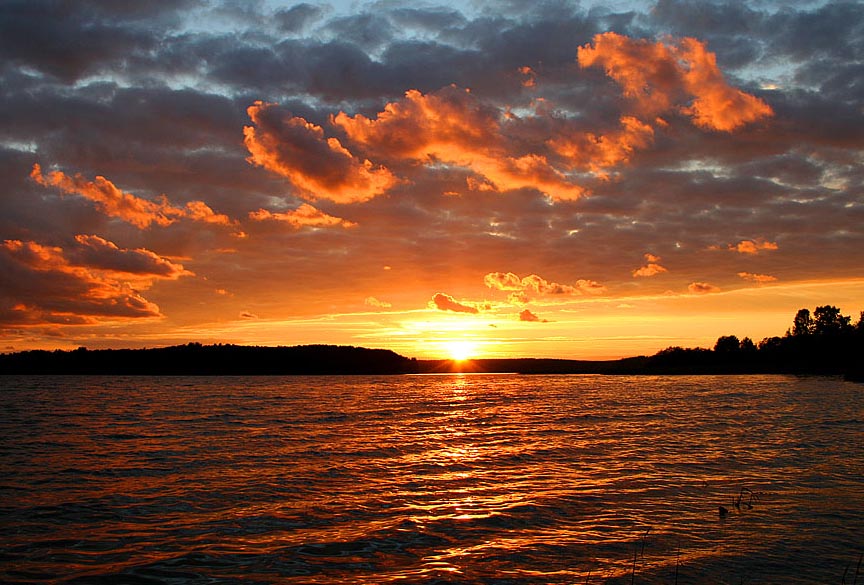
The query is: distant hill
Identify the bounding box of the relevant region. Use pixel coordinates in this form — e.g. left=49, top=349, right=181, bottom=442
left=0, top=344, right=417, bottom=375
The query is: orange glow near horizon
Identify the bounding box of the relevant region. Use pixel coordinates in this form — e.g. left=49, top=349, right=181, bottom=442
left=6, top=277, right=857, bottom=361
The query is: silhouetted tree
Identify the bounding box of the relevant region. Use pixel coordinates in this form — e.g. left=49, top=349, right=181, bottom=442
left=790, top=308, right=814, bottom=336
left=740, top=337, right=757, bottom=353
left=758, top=336, right=783, bottom=351
left=812, top=305, right=851, bottom=336
left=714, top=335, right=741, bottom=353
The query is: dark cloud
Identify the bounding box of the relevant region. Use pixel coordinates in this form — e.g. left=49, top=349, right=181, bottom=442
left=274, top=3, right=325, bottom=33
left=324, top=13, right=396, bottom=51
left=0, top=0, right=195, bottom=82
left=68, top=234, right=192, bottom=278
left=0, top=237, right=180, bottom=325
left=519, top=309, right=548, bottom=322
left=432, top=293, right=480, bottom=314
left=388, top=7, right=467, bottom=32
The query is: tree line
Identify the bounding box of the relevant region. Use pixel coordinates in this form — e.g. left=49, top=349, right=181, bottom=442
left=645, top=305, right=864, bottom=376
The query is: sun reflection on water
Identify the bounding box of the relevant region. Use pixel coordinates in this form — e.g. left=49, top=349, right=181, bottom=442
left=2, top=375, right=862, bottom=583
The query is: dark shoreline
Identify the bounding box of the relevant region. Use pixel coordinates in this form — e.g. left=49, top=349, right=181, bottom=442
left=1, top=342, right=861, bottom=378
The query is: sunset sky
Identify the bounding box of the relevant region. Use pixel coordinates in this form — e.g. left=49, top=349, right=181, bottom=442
left=1, top=0, right=862, bottom=359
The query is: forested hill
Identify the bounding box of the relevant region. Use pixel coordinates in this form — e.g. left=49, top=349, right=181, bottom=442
left=0, top=344, right=418, bottom=375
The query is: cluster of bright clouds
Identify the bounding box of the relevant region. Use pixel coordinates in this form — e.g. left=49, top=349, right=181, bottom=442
left=423, top=272, right=605, bottom=324
left=31, top=164, right=234, bottom=229
left=0, top=235, right=190, bottom=326
left=243, top=33, right=772, bottom=206
left=577, top=33, right=773, bottom=133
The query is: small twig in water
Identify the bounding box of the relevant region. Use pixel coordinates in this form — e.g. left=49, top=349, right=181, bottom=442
left=640, top=527, right=651, bottom=557
left=854, top=551, right=862, bottom=585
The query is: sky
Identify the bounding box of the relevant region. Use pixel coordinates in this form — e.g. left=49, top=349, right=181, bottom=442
left=1, top=0, right=863, bottom=360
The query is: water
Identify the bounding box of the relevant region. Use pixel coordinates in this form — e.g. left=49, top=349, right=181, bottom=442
left=1, top=374, right=862, bottom=584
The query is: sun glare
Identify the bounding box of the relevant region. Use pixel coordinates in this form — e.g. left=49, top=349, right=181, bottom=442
left=446, top=340, right=477, bottom=361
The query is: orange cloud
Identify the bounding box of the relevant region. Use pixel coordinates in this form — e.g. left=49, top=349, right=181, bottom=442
left=70, top=235, right=192, bottom=281
left=688, top=281, right=720, bottom=294
left=332, top=86, right=587, bottom=200
left=181, top=200, right=234, bottom=226
left=249, top=204, right=356, bottom=229
left=518, top=66, right=537, bottom=88
left=431, top=292, right=480, bottom=314
left=548, top=116, right=654, bottom=178
left=485, top=271, right=606, bottom=298
left=0, top=237, right=190, bottom=325
left=332, top=86, right=499, bottom=160
left=245, top=36, right=769, bottom=205
left=729, top=239, right=779, bottom=254
left=244, top=101, right=396, bottom=204
left=632, top=253, right=668, bottom=277
left=483, top=271, right=523, bottom=291
left=738, top=272, right=778, bottom=284
left=30, top=164, right=233, bottom=228
left=578, top=32, right=773, bottom=132
left=364, top=296, right=392, bottom=308
left=675, top=37, right=775, bottom=132
left=519, top=309, right=548, bottom=322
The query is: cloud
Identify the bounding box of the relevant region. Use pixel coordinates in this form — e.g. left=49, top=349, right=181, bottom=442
left=485, top=272, right=606, bottom=298
left=519, top=309, right=548, bottom=322
left=518, top=66, right=537, bottom=88
left=242, top=34, right=772, bottom=206
left=578, top=32, right=773, bottom=132
left=483, top=271, right=524, bottom=291
left=274, top=3, right=325, bottom=33
left=632, top=253, right=669, bottom=277
left=243, top=101, right=397, bottom=204
left=332, top=86, right=587, bottom=200
left=181, top=200, right=235, bottom=226
left=729, top=239, right=779, bottom=254
left=431, top=292, right=480, bottom=314
left=688, top=281, right=720, bottom=294
left=0, top=237, right=190, bottom=325
left=547, top=116, right=655, bottom=179
left=248, top=204, right=356, bottom=229
left=68, top=235, right=192, bottom=280
left=332, top=86, right=499, bottom=160
left=738, top=272, right=777, bottom=284
left=0, top=0, right=177, bottom=82
left=30, top=164, right=233, bottom=228
left=364, top=296, right=392, bottom=308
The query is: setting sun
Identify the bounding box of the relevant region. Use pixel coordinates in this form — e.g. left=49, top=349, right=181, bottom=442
left=445, top=340, right=477, bottom=361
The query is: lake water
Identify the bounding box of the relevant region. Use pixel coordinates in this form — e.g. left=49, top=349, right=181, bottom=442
left=0, top=374, right=862, bottom=584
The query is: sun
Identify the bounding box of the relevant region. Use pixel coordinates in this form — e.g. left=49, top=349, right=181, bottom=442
left=445, top=340, right=477, bottom=361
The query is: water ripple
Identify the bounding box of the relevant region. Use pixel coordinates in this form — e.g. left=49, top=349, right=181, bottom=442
left=1, top=374, right=862, bottom=583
